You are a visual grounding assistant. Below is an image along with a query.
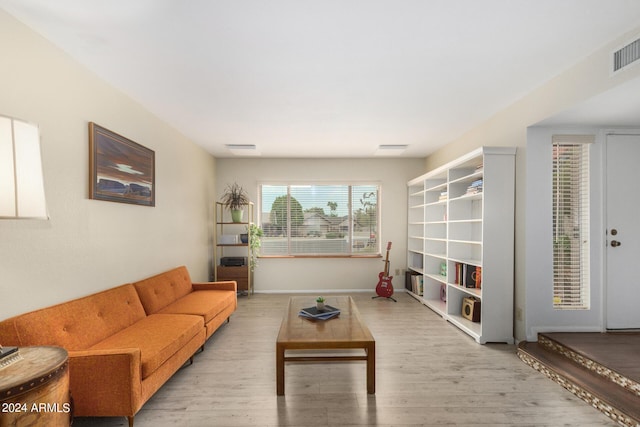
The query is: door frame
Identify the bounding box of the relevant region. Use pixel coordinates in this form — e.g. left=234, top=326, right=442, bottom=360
left=603, top=129, right=640, bottom=330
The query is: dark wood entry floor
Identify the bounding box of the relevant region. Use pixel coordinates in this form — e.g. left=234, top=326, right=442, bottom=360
left=518, top=332, right=640, bottom=427
left=544, top=332, right=640, bottom=384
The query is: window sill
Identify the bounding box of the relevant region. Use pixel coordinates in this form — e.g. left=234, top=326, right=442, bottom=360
left=258, top=254, right=382, bottom=259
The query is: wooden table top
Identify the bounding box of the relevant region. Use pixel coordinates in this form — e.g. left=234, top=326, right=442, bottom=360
left=276, top=296, right=374, bottom=347
left=0, top=346, right=68, bottom=400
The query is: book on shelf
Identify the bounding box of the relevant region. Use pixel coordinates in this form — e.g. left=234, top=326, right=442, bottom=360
left=464, top=265, right=477, bottom=288
left=466, top=179, right=483, bottom=195
left=410, top=274, right=424, bottom=296
left=299, top=305, right=340, bottom=320
left=454, top=263, right=482, bottom=289
left=438, top=191, right=448, bottom=201
left=465, top=187, right=483, bottom=195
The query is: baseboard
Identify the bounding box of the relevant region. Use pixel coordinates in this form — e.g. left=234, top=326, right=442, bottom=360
left=527, top=325, right=603, bottom=342
left=254, top=288, right=384, bottom=294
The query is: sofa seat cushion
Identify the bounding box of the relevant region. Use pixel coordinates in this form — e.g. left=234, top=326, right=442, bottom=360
left=157, top=290, right=235, bottom=324
left=89, top=314, right=203, bottom=379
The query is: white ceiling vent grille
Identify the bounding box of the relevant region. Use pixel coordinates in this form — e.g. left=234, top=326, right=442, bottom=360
left=613, top=37, right=640, bottom=73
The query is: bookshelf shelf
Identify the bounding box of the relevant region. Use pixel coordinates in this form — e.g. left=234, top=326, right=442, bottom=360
left=425, top=182, right=448, bottom=193
left=449, top=192, right=483, bottom=203
left=424, top=273, right=447, bottom=284
left=448, top=257, right=482, bottom=266
left=406, top=146, right=515, bottom=344
left=448, top=284, right=482, bottom=298
left=448, top=239, right=482, bottom=245
left=424, top=252, right=447, bottom=260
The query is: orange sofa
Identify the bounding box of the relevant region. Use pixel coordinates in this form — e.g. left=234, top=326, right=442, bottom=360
left=0, top=266, right=236, bottom=427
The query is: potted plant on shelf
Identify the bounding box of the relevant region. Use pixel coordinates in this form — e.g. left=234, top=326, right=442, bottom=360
left=247, top=223, right=263, bottom=272
left=220, top=182, right=250, bottom=223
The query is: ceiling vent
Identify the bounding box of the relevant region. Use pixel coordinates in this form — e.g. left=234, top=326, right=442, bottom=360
left=225, top=144, right=260, bottom=156
left=613, top=36, right=640, bottom=73
left=374, top=144, right=408, bottom=156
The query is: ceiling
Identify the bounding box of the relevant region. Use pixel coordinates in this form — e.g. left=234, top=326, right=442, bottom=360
left=2, top=1, right=640, bottom=158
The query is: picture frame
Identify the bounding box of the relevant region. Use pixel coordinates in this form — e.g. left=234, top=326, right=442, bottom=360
left=89, top=122, right=155, bottom=206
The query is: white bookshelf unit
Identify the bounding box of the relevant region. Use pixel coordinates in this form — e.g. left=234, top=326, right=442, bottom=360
left=407, top=147, right=516, bottom=344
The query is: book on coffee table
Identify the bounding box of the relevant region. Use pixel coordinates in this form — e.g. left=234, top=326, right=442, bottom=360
left=298, top=310, right=340, bottom=321
left=300, top=305, right=340, bottom=318
left=298, top=311, right=340, bottom=320
left=299, top=305, right=340, bottom=320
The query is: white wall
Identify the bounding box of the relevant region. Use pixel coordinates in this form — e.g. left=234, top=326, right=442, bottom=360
left=423, top=26, right=640, bottom=342
left=215, top=158, right=424, bottom=292
left=0, top=10, right=216, bottom=320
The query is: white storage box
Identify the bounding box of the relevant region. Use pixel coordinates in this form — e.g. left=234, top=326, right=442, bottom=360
left=219, top=234, right=238, bottom=244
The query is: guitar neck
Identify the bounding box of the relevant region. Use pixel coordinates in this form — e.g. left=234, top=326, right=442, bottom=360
left=383, top=253, right=390, bottom=276
left=382, top=242, right=392, bottom=277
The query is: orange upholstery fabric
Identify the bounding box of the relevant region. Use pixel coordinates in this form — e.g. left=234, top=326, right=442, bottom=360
left=133, top=266, right=238, bottom=340
left=158, top=290, right=236, bottom=324
left=203, top=302, right=237, bottom=339
left=0, top=284, right=146, bottom=349
left=68, top=348, right=142, bottom=417
left=0, top=317, right=20, bottom=344
left=133, top=266, right=193, bottom=315
left=90, top=314, right=203, bottom=378
left=0, top=266, right=236, bottom=423
left=192, top=280, right=237, bottom=292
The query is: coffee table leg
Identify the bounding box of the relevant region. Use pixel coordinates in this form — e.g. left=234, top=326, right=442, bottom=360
left=276, top=343, right=285, bottom=395
left=366, top=342, right=375, bottom=394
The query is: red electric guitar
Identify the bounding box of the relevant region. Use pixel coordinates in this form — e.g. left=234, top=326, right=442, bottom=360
left=373, top=242, right=396, bottom=302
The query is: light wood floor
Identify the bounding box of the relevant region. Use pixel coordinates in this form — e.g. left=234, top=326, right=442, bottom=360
left=74, top=293, right=618, bottom=426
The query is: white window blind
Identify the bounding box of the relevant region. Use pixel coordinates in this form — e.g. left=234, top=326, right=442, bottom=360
left=260, top=184, right=380, bottom=256
left=552, top=135, right=592, bottom=309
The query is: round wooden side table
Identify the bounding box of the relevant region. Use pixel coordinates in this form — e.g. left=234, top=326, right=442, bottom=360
left=0, top=346, right=71, bottom=427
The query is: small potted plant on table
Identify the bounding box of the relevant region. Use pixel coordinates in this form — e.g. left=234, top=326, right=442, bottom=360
left=316, top=296, right=326, bottom=311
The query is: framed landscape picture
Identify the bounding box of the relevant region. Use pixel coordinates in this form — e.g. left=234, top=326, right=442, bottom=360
left=89, top=122, right=155, bottom=206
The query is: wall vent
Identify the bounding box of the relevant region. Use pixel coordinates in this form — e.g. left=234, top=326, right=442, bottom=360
left=613, top=37, right=640, bottom=73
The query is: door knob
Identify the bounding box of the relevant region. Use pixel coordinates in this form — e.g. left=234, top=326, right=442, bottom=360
left=611, top=240, right=621, bottom=247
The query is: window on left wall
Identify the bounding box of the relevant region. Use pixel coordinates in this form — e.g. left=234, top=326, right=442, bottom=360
left=259, top=184, right=381, bottom=257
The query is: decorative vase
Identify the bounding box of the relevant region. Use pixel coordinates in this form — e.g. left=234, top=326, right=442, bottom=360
left=231, top=209, right=244, bottom=223
left=240, top=233, right=248, bottom=244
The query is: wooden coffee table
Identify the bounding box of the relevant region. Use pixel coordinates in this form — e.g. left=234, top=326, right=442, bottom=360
left=276, top=296, right=375, bottom=395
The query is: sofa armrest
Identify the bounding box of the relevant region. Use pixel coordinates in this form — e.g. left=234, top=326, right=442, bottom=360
left=68, top=348, right=142, bottom=417
left=192, top=281, right=237, bottom=292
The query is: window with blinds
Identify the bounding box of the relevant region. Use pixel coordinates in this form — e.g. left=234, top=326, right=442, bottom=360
left=552, top=136, right=592, bottom=309
left=259, top=184, right=380, bottom=256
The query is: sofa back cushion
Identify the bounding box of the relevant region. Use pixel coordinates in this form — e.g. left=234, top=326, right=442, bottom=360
left=133, top=266, right=193, bottom=315
left=0, top=284, right=147, bottom=350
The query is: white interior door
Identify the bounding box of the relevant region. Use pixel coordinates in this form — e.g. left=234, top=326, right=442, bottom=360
left=606, top=133, right=640, bottom=330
